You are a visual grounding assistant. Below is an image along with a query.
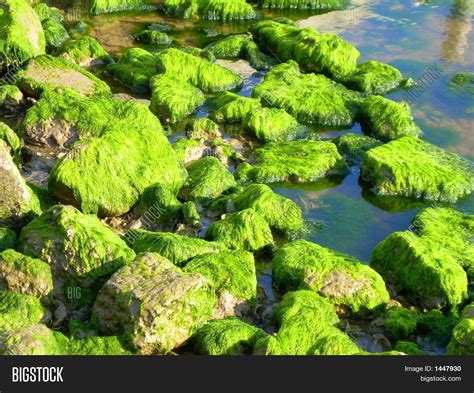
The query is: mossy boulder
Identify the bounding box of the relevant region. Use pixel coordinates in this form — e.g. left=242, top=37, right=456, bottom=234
left=370, top=231, right=468, bottom=309
left=182, top=201, right=200, bottom=225
left=0, top=121, right=21, bottom=165
left=384, top=307, right=420, bottom=341
left=106, top=47, right=158, bottom=93
left=33, top=3, right=64, bottom=23
left=211, top=92, right=262, bottom=123
left=60, top=36, right=113, bottom=67
left=258, top=0, right=346, bottom=10
left=192, top=317, right=266, bottom=355
left=273, top=240, right=389, bottom=315
left=252, top=61, right=363, bottom=127
left=124, top=229, right=225, bottom=267
left=394, top=341, right=427, bottom=355
left=251, top=20, right=359, bottom=79
left=0, top=249, right=53, bottom=297
left=68, top=336, right=132, bottom=355
left=184, top=250, right=257, bottom=315
left=417, top=309, right=456, bottom=345
left=0, top=85, right=23, bottom=113
left=361, top=96, right=422, bottom=141
left=18, top=55, right=111, bottom=98
left=361, top=136, right=473, bottom=203
left=188, top=118, right=222, bottom=142
left=309, top=325, right=362, bottom=355
left=243, top=140, right=347, bottom=184
left=205, top=208, right=273, bottom=252
left=343, top=61, right=403, bottom=95
left=162, top=0, right=256, bottom=20
left=173, top=137, right=207, bottom=163
left=93, top=253, right=216, bottom=354
left=447, top=303, right=474, bottom=355
left=135, top=30, right=172, bottom=45
left=181, top=156, right=236, bottom=201
left=0, top=290, right=47, bottom=331
left=90, top=0, right=153, bottom=15
left=334, top=132, right=382, bottom=164
left=42, top=17, right=69, bottom=48
left=0, top=227, right=16, bottom=251
left=18, top=205, right=136, bottom=303
left=150, top=74, right=205, bottom=123
left=156, top=48, right=242, bottom=93
left=244, top=107, right=309, bottom=143
left=0, top=0, right=46, bottom=67
left=0, top=141, right=41, bottom=227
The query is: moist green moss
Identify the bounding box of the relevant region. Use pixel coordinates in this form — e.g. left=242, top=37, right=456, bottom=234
left=162, top=0, right=256, bottom=20
left=273, top=240, right=389, bottom=315
left=172, top=137, right=206, bottom=163
left=394, top=341, right=427, bottom=355
left=251, top=20, right=359, bottom=79
left=0, top=84, right=23, bottom=111
left=252, top=61, right=363, bottom=127
left=384, top=307, right=420, bottom=341
left=361, top=136, right=473, bottom=203
left=447, top=303, right=474, bottom=355
left=0, top=290, right=46, bottom=331
left=188, top=118, right=221, bottom=142
left=193, top=317, right=266, bottom=355
left=417, top=309, right=457, bottom=345
left=60, top=36, right=113, bottom=67
left=334, top=132, right=382, bottom=165
left=0, top=227, right=16, bottom=251
left=135, top=30, right=172, bottom=45
left=0, top=249, right=53, bottom=297
left=205, top=208, right=273, bottom=252
left=156, top=48, right=242, bottom=93
left=211, top=92, right=262, bottom=123
left=0, top=121, right=21, bottom=165
left=258, top=0, right=346, bottom=10
left=361, top=96, right=422, bottom=141
left=68, top=336, right=132, bottom=355
left=343, top=61, right=403, bottom=95
left=124, top=229, right=226, bottom=267
left=150, top=74, right=205, bottom=123
left=90, top=0, right=154, bottom=15
left=181, top=156, right=237, bottom=201
left=184, top=250, right=257, bottom=302
left=42, top=17, right=69, bottom=48
left=309, top=325, right=362, bottom=355
left=244, top=140, right=348, bottom=184
left=33, top=3, right=64, bottom=23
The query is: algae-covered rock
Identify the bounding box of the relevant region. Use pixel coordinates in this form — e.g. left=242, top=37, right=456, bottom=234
left=0, top=141, right=41, bottom=227
left=150, top=74, right=205, bottom=123
left=60, top=36, right=113, bottom=67
left=181, top=156, right=236, bottom=201
left=447, top=303, right=474, bottom=355
left=0, top=290, right=46, bottom=331
left=162, top=0, right=256, bottom=20
left=0, top=0, right=46, bottom=67
left=0, top=85, right=23, bottom=113
left=205, top=208, right=273, bottom=252
left=361, top=96, right=422, bottom=141
left=18, top=55, right=111, bottom=98
left=0, top=249, right=53, bottom=297
left=252, top=61, right=362, bottom=127
left=156, top=48, right=242, bottom=93
left=93, top=253, right=216, bottom=354
left=193, top=317, right=266, bottom=355
left=309, top=325, right=362, bottom=355
left=0, top=227, right=16, bottom=251
left=18, top=205, right=135, bottom=302
left=172, top=137, right=207, bottom=163
left=370, top=231, right=468, bottom=308
left=106, top=47, right=158, bottom=93
left=211, top=92, right=262, bottom=123
left=124, top=229, right=225, bottom=267
left=42, top=17, right=69, bottom=48
left=394, top=341, right=427, bottom=355
left=0, top=121, right=21, bottom=165
left=334, top=132, right=382, bottom=164
left=33, top=3, right=64, bottom=23
left=184, top=250, right=257, bottom=311
left=244, top=140, right=347, bottom=184
left=361, top=136, right=473, bottom=203
left=450, top=72, right=474, bottom=95
left=182, top=201, right=200, bottom=225
left=0, top=323, right=68, bottom=355
left=135, top=30, right=172, bottom=45
left=188, top=118, right=222, bottom=142
left=90, top=0, right=153, bottom=15
left=68, top=336, right=132, bottom=355
left=251, top=20, right=359, bottom=79
left=273, top=240, right=389, bottom=314
left=259, top=0, right=346, bottom=10
left=343, top=61, right=403, bottom=95
left=417, top=309, right=456, bottom=345
left=384, top=307, right=420, bottom=341
left=244, top=107, right=309, bottom=143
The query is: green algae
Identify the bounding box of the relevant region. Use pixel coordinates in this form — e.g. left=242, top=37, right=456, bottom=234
left=0, top=121, right=21, bottom=165
left=182, top=201, right=200, bottom=225
left=33, top=3, right=63, bottom=23
left=447, top=303, right=474, bottom=355
left=68, top=336, right=132, bottom=355
left=172, top=137, right=206, bottom=163
left=90, top=0, right=154, bottom=15
left=417, top=309, right=457, bottom=345
left=394, top=341, right=427, bottom=355
left=343, top=61, right=403, bottom=95
left=188, top=117, right=221, bottom=142
left=0, top=290, right=46, bottom=331
left=211, top=92, right=262, bottom=123
left=0, top=227, right=16, bottom=251
left=42, top=17, right=69, bottom=48
left=135, top=30, right=172, bottom=45
left=384, top=306, right=420, bottom=341
left=60, top=36, right=113, bottom=67
left=309, top=325, right=362, bottom=355
left=162, top=0, right=256, bottom=20
left=258, top=0, right=346, bottom=10
left=334, top=132, right=382, bottom=165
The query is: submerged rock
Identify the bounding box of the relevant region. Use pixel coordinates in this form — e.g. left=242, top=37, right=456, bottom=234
left=361, top=96, right=422, bottom=141
left=93, top=253, right=216, bottom=354
left=343, top=61, right=403, bottom=95
left=206, top=208, right=273, bottom=252
left=361, top=136, right=473, bottom=203
left=242, top=140, right=347, bottom=184
left=192, top=317, right=266, bottom=355
left=273, top=240, right=389, bottom=315
left=18, top=55, right=111, bottom=98
left=447, top=303, right=474, bottom=355
left=60, top=36, right=113, bottom=68
left=135, top=30, right=172, bottom=45
left=0, top=249, right=53, bottom=297
left=0, top=291, right=47, bottom=331
left=18, top=205, right=136, bottom=303
left=0, top=0, right=45, bottom=67
left=211, top=92, right=261, bottom=123
left=334, top=133, right=382, bottom=165
left=251, top=20, right=359, bottom=79
left=252, top=61, right=363, bottom=127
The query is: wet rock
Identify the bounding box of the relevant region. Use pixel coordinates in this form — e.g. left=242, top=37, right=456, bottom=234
left=211, top=92, right=261, bottom=123
left=205, top=208, right=273, bottom=252
left=447, top=303, right=474, bottom=355
left=0, top=85, right=23, bottom=113
left=0, top=122, right=21, bottom=165
left=90, top=0, right=154, bottom=15
left=0, top=0, right=45, bottom=67
left=187, top=118, right=222, bottom=143
left=361, top=96, right=422, bottom=141
left=93, top=253, right=216, bottom=354
left=251, top=20, right=359, bottom=79
left=252, top=61, right=363, bottom=127
left=18, top=205, right=136, bottom=304
left=42, top=17, right=70, bottom=48
left=334, top=132, right=382, bottom=165
left=192, top=317, right=266, bottom=355
left=259, top=0, right=345, bottom=10
left=162, top=0, right=257, bottom=20
left=173, top=138, right=208, bottom=163
left=0, top=249, right=53, bottom=297
left=0, top=227, right=16, bottom=251
left=273, top=240, right=390, bottom=315
left=384, top=306, right=419, bottom=341
left=0, top=290, right=47, bottom=331
left=135, top=30, right=172, bottom=45
left=361, top=136, right=473, bottom=202
left=343, top=61, right=403, bottom=95
left=417, top=309, right=457, bottom=345
left=60, top=36, right=113, bottom=68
